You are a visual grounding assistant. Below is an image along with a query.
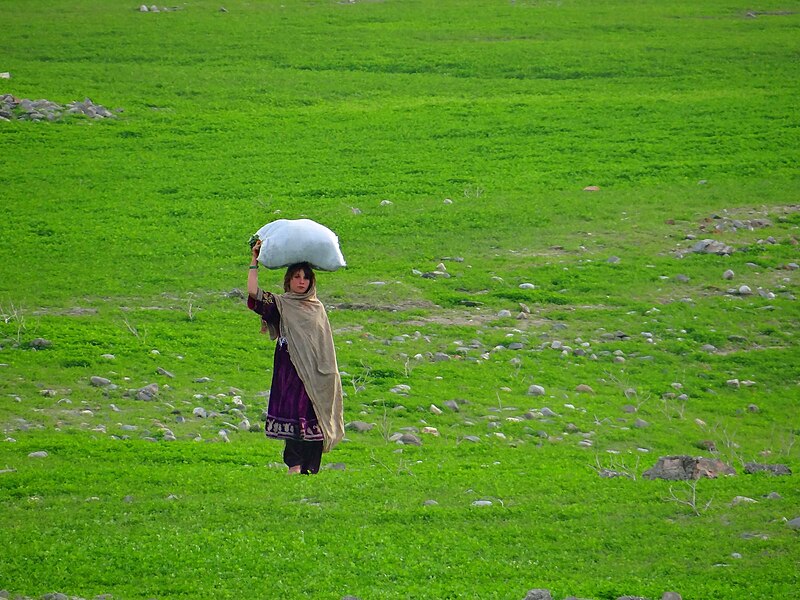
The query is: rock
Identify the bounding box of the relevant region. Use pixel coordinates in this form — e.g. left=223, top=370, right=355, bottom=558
left=396, top=433, right=422, bottom=446
left=522, top=590, right=552, bottom=600
left=429, top=404, right=443, bottom=415
left=527, top=384, right=546, bottom=396
left=28, top=451, right=48, bottom=458
left=194, top=377, right=212, bottom=383
left=747, top=404, right=759, bottom=413
left=633, top=418, right=649, bottom=428
left=786, top=517, right=800, bottom=529
left=443, top=400, right=460, bottom=412
left=421, top=427, right=439, bottom=436
left=508, top=342, right=524, bottom=350
left=744, top=463, right=791, bottom=476
left=723, top=269, right=735, bottom=280
left=691, top=239, right=734, bottom=255
left=575, top=384, right=594, bottom=394
left=583, top=185, right=600, bottom=191
left=90, top=376, right=112, bottom=387
left=472, top=500, right=493, bottom=507
left=30, top=338, right=52, bottom=349
left=540, top=407, right=557, bottom=417
left=497, top=309, right=512, bottom=318
left=462, top=435, right=481, bottom=443
left=423, top=500, right=439, bottom=506
left=136, top=383, right=159, bottom=400
left=622, top=404, right=637, bottom=414
left=519, top=283, right=536, bottom=289
left=157, top=367, right=175, bottom=378
left=731, top=496, right=757, bottom=505
left=737, top=285, right=752, bottom=296
left=193, top=407, right=208, bottom=418
left=607, top=256, right=620, bottom=264
left=643, top=456, right=736, bottom=480
left=433, top=352, right=450, bottom=362
left=345, top=421, right=374, bottom=433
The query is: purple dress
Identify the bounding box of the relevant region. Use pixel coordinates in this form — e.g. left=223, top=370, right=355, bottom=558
left=247, top=291, right=324, bottom=442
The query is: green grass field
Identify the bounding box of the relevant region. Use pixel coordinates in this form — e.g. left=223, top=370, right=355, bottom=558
left=1, top=1, right=799, bottom=599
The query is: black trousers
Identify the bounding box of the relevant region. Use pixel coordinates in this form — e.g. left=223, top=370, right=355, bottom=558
left=283, top=439, right=324, bottom=474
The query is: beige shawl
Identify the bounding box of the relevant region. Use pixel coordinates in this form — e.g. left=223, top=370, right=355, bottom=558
left=261, top=283, right=344, bottom=453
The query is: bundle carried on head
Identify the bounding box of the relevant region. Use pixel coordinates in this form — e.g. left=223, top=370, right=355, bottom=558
left=250, top=219, right=346, bottom=272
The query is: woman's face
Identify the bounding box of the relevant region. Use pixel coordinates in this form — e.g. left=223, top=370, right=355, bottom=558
left=289, top=269, right=310, bottom=294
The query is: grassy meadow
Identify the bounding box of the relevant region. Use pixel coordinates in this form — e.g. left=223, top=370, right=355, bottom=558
left=1, top=0, right=799, bottom=598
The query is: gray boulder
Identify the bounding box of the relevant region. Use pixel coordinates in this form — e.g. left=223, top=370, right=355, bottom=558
left=643, top=456, right=736, bottom=480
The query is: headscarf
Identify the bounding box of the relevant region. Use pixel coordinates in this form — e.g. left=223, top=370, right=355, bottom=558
left=262, top=281, right=344, bottom=453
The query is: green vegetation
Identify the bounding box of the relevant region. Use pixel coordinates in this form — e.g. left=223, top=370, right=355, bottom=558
left=1, top=1, right=798, bottom=598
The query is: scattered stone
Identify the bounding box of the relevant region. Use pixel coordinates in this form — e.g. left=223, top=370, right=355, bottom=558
left=444, top=400, right=460, bottom=412
left=394, top=433, right=422, bottom=446
left=345, top=421, right=373, bottom=433
left=633, top=418, right=649, bottom=429
left=194, top=377, right=212, bottom=383
left=423, top=499, right=439, bottom=506
left=461, top=435, right=481, bottom=443
left=583, top=185, right=600, bottom=191
left=607, top=256, right=620, bottom=264
left=723, top=269, right=735, bottom=280
left=497, top=309, right=512, bottom=318
left=691, top=239, right=734, bottom=255
left=90, top=376, right=112, bottom=387
left=747, top=403, right=759, bottom=413
left=643, top=456, right=736, bottom=480
left=136, top=383, right=159, bottom=401
left=522, top=590, right=552, bottom=600
left=157, top=367, right=174, bottom=378
left=527, top=385, right=546, bottom=396
left=697, top=440, right=717, bottom=452
left=744, top=463, right=791, bottom=476
left=29, top=338, right=52, bottom=349
left=519, top=283, right=536, bottom=289
left=575, top=384, right=594, bottom=394
left=422, top=427, right=439, bottom=436
left=737, top=285, right=752, bottom=296
left=540, top=407, right=557, bottom=417
left=192, top=407, right=208, bottom=418
left=700, top=344, right=717, bottom=353
left=787, top=517, right=800, bottom=529
left=472, top=500, right=493, bottom=507
left=731, top=496, right=757, bottom=505
left=429, top=404, right=443, bottom=415
left=0, top=94, right=117, bottom=122
left=28, top=451, right=48, bottom=458
left=622, top=404, right=637, bottom=414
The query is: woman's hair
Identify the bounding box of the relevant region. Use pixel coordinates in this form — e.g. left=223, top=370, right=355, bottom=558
left=283, top=262, right=315, bottom=292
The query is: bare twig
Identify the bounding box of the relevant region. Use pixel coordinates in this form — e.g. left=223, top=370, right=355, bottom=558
left=667, top=480, right=713, bottom=516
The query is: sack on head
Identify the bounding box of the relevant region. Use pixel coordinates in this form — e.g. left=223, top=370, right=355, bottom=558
left=253, top=219, right=346, bottom=272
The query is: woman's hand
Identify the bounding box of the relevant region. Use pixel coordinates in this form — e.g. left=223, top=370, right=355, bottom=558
left=251, top=239, right=262, bottom=262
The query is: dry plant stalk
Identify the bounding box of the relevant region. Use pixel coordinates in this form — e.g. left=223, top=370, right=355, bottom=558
left=667, top=480, right=713, bottom=516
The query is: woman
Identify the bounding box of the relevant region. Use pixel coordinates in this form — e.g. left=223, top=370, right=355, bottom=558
left=247, top=239, right=344, bottom=474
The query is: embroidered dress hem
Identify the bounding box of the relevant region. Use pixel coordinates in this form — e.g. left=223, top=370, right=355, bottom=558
left=265, top=418, right=324, bottom=441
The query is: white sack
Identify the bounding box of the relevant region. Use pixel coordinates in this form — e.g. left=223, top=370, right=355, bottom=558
left=254, top=219, right=346, bottom=272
